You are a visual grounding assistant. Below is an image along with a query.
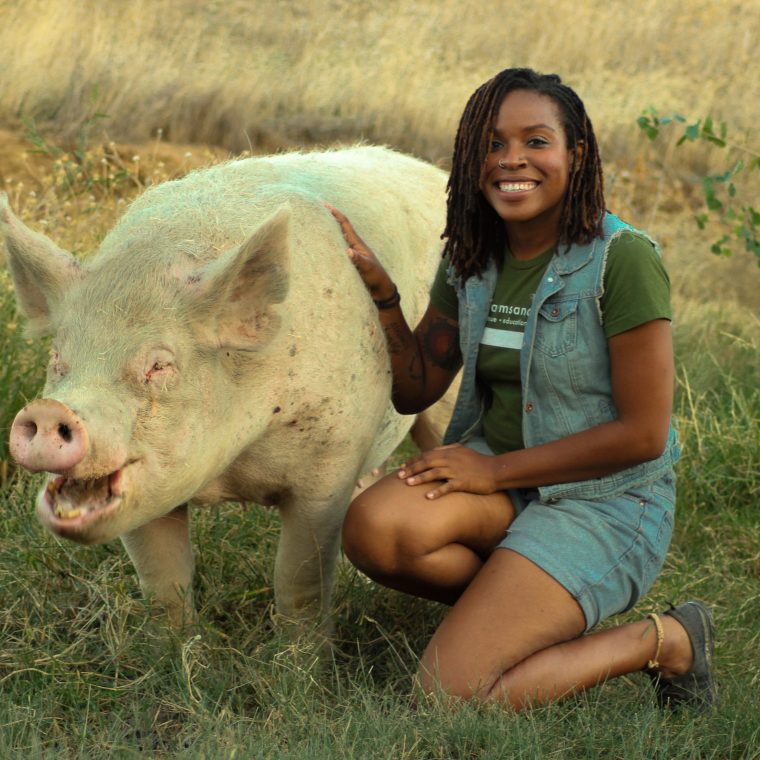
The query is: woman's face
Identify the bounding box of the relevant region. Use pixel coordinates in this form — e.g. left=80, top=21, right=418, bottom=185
left=479, top=89, right=578, bottom=238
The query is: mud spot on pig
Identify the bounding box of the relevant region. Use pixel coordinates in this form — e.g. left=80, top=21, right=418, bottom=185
left=289, top=345, right=297, bottom=357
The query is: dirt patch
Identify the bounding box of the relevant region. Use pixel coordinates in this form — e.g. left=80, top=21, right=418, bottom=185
left=0, top=127, right=232, bottom=194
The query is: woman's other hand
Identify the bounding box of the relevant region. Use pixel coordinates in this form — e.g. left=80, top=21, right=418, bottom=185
left=398, top=444, right=500, bottom=499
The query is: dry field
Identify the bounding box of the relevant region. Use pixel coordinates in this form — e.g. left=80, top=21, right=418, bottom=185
left=0, top=0, right=757, bottom=163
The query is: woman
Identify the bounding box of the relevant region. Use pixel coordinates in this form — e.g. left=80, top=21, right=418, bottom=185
left=329, top=68, right=715, bottom=711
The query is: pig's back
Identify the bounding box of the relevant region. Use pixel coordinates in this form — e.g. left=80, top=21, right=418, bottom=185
left=97, top=145, right=447, bottom=331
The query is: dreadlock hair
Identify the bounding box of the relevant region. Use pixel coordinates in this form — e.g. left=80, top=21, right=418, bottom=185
left=442, top=68, right=606, bottom=281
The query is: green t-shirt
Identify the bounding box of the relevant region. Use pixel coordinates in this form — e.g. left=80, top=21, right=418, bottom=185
left=429, top=232, right=672, bottom=453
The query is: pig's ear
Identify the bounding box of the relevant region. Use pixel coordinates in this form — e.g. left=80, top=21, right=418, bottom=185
left=188, top=205, right=290, bottom=351
left=1, top=193, right=82, bottom=337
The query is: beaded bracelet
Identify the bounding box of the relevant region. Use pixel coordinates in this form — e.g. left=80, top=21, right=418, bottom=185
left=373, top=284, right=401, bottom=310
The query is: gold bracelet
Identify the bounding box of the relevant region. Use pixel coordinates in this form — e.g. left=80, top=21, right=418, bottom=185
left=646, top=612, right=665, bottom=669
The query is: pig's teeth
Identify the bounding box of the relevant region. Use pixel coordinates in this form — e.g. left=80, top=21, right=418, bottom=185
left=54, top=505, right=85, bottom=520
left=47, top=476, right=65, bottom=494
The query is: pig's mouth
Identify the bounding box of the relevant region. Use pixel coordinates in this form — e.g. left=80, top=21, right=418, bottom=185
left=43, top=468, right=125, bottom=527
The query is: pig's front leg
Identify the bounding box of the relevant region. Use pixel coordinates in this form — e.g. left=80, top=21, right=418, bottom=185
left=120, top=503, right=195, bottom=627
left=273, top=492, right=350, bottom=640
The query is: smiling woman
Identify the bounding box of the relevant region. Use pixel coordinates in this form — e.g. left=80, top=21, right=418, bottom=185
left=332, top=67, right=715, bottom=713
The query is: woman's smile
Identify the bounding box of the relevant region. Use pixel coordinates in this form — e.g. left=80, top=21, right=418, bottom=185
left=495, top=179, right=539, bottom=193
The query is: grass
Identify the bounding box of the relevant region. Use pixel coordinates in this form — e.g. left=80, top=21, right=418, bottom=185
left=0, top=270, right=48, bottom=469
left=0, top=464, right=758, bottom=757
left=0, top=0, right=759, bottom=755
left=0, top=151, right=758, bottom=758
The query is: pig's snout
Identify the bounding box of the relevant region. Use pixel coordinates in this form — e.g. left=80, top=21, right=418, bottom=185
left=10, top=399, right=89, bottom=474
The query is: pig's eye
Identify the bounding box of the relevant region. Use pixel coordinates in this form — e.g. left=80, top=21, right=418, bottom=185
left=48, top=349, right=68, bottom=378
left=143, top=348, right=177, bottom=385
left=145, top=360, right=175, bottom=383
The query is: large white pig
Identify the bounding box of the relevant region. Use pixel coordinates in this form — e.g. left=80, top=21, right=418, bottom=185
left=2, top=146, right=451, bottom=632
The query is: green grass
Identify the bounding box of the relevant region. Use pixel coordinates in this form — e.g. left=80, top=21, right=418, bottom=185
left=0, top=271, right=48, bottom=468
left=0, top=307, right=758, bottom=758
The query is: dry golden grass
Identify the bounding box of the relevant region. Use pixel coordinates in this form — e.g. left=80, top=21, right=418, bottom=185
left=0, top=0, right=757, bottom=164
left=0, top=0, right=757, bottom=312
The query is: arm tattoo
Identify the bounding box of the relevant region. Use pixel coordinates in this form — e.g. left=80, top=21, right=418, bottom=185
left=385, top=320, right=412, bottom=356
left=421, top=317, right=461, bottom=370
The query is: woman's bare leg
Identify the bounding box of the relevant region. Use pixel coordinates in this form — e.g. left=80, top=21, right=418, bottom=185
left=418, top=548, right=694, bottom=710
left=342, top=473, right=515, bottom=605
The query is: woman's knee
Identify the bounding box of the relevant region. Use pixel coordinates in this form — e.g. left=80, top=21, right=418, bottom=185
left=343, top=481, right=435, bottom=582
left=342, top=488, right=406, bottom=577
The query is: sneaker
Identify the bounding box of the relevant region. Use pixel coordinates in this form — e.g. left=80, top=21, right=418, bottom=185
left=647, top=600, right=717, bottom=712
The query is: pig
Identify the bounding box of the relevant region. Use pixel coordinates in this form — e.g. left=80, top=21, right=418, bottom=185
left=1, top=145, right=451, bottom=634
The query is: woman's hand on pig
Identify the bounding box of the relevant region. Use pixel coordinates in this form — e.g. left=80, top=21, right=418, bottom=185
left=326, top=204, right=396, bottom=301
left=397, top=444, right=500, bottom=499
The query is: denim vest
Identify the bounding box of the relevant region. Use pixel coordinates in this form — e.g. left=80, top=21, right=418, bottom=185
left=443, top=212, right=680, bottom=502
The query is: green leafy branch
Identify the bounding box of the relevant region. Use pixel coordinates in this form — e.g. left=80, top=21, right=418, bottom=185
left=637, top=107, right=760, bottom=264
left=21, top=86, right=132, bottom=197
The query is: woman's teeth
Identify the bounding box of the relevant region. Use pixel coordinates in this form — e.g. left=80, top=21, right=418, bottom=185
left=498, top=181, right=536, bottom=192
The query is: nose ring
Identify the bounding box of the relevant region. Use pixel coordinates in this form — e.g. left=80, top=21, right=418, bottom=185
left=498, top=159, right=507, bottom=169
